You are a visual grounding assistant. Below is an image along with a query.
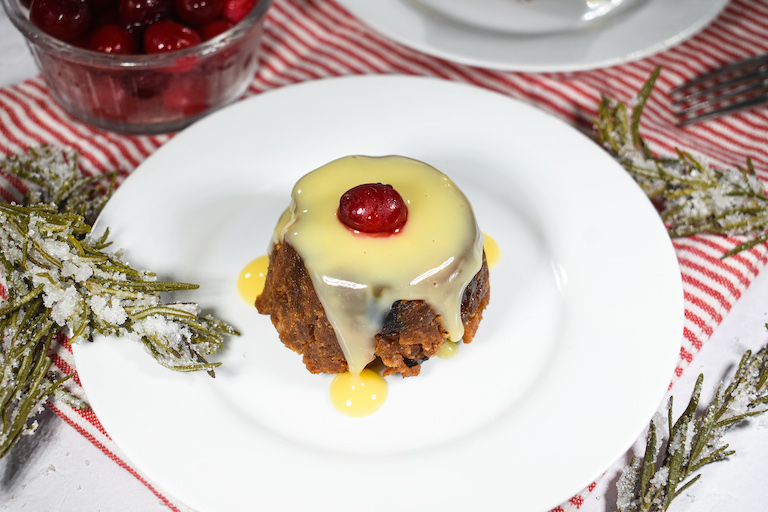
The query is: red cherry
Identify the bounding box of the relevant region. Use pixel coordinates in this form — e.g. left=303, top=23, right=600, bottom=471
left=86, top=0, right=116, bottom=14
left=119, top=0, right=171, bottom=25
left=82, top=71, right=135, bottom=121
left=30, top=0, right=92, bottom=43
left=143, top=20, right=202, bottom=53
left=174, top=0, right=224, bottom=26
left=221, top=0, right=255, bottom=23
left=162, top=77, right=209, bottom=116
left=88, top=23, right=137, bottom=53
left=338, top=183, right=408, bottom=234
left=200, top=19, right=232, bottom=40
left=91, top=5, right=120, bottom=25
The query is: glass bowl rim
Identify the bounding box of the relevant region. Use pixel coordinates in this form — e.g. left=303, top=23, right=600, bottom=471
left=0, top=0, right=273, bottom=68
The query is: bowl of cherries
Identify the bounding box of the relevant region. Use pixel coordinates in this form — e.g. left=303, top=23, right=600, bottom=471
left=1, top=0, right=272, bottom=133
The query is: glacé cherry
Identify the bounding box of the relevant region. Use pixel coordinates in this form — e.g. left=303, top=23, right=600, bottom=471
left=143, top=20, right=202, bottom=53
left=119, top=0, right=172, bottom=25
left=338, top=183, right=408, bottom=234
left=29, top=0, right=260, bottom=54
left=200, top=19, right=233, bottom=39
left=29, top=0, right=92, bottom=43
left=88, top=23, right=137, bottom=54
left=221, top=0, right=255, bottom=23
left=174, top=0, right=224, bottom=26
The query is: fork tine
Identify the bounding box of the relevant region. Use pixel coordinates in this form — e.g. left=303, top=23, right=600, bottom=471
left=672, top=68, right=768, bottom=105
left=673, top=53, right=768, bottom=126
left=671, top=53, right=768, bottom=95
left=677, top=94, right=768, bottom=126
left=676, top=81, right=768, bottom=116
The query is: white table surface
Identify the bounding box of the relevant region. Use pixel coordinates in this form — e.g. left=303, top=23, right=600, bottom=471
left=0, top=13, right=183, bottom=512
left=1, top=11, right=767, bottom=511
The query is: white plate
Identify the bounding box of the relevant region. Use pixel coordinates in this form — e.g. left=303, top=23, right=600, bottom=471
left=414, top=0, right=643, bottom=35
left=336, top=0, right=731, bottom=71
left=73, top=75, right=683, bottom=512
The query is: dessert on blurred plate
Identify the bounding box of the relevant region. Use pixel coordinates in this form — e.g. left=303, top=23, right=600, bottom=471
left=255, top=155, right=490, bottom=381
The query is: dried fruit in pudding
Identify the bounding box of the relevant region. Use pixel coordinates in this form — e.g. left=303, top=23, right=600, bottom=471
left=256, top=155, right=490, bottom=377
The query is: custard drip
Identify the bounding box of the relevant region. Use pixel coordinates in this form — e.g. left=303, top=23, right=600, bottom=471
left=329, top=369, right=388, bottom=417
left=483, top=233, right=501, bottom=269
left=237, top=255, right=269, bottom=305
left=273, top=155, right=484, bottom=375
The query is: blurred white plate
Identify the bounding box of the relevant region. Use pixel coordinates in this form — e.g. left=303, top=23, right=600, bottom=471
left=414, top=0, right=642, bottom=35
left=336, top=0, right=730, bottom=71
left=73, top=75, right=683, bottom=512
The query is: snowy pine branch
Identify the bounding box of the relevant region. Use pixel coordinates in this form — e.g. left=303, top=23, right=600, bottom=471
left=594, top=66, right=768, bottom=258
left=0, top=147, right=238, bottom=459
left=616, top=345, right=768, bottom=512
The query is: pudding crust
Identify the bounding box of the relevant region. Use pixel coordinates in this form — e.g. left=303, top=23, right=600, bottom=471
left=256, top=241, right=490, bottom=376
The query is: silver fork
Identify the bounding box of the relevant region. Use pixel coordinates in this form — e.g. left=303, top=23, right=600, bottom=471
left=671, top=53, right=768, bottom=126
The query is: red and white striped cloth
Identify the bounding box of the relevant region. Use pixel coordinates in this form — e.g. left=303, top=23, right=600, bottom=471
left=1, top=0, right=767, bottom=510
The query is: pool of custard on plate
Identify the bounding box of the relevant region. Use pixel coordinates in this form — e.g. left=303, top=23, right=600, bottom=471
left=236, top=233, right=499, bottom=417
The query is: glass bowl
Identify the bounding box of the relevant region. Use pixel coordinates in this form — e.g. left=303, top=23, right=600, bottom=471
left=1, top=0, right=273, bottom=134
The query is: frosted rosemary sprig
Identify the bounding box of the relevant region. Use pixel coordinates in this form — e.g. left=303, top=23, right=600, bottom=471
left=0, top=202, right=236, bottom=370
left=616, top=344, right=768, bottom=512
left=0, top=147, right=238, bottom=459
left=1, top=145, right=117, bottom=225
left=0, top=299, right=75, bottom=459
left=594, top=66, right=768, bottom=258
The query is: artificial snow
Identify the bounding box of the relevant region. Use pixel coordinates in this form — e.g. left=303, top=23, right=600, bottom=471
left=61, top=260, right=93, bottom=283
left=88, top=295, right=127, bottom=326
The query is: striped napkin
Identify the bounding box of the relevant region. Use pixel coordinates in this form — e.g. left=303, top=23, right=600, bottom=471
left=1, top=0, right=767, bottom=510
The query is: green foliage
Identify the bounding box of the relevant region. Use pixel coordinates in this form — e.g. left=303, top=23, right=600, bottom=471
left=616, top=346, right=768, bottom=511
left=0, top=147, right=237, bottom=459
left=594, top=66, right=768, bottom=258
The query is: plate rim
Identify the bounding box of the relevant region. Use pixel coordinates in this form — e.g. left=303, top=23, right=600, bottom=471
left=73, top=74, right=684, bottom=512
left=335, top=0, right=731, bottom=72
